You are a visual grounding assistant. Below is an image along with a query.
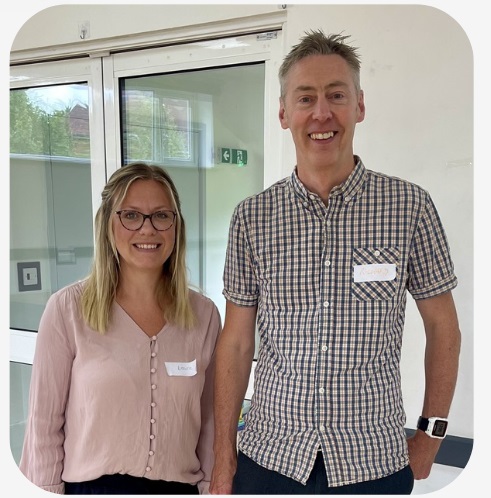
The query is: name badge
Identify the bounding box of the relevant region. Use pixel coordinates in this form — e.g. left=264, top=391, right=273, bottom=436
left=165, top=359, right=197, bottom=377
left=353, top=264, right=396, bottom=282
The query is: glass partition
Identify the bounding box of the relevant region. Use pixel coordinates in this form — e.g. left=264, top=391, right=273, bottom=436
left=10, top=84, right=94, bottom=332
left=9, top=84, right=95, bottom=463
left=120, top=63, right=265, bottom=315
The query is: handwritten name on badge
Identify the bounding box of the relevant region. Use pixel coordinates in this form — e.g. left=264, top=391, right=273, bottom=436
left=353, top=264, right=396, bottom=283
left=165, top=359, right=197, bottom=377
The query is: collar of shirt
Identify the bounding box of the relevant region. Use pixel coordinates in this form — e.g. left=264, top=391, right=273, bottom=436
left=289, top=156, right=367, bottom=207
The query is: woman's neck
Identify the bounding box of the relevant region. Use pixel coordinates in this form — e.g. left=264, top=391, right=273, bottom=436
left=116, top=267, right=162, bottom=304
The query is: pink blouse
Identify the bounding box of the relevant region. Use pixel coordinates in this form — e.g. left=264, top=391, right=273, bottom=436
left=19, top=280, right=221, bottom=494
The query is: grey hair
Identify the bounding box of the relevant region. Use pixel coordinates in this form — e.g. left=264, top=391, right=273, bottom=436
left=279, top=30, right=361, bottom=98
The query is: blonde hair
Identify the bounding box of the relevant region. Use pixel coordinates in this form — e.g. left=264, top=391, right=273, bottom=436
left=81, top=162, right=195, bottom=333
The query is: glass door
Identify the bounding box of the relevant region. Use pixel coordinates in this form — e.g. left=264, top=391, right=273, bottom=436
left=10, top=58, right=106, bottom=358
left=9, top=58, right=106, bottom=463
left=11, top=83, right=93, bottom=331
left=119, top=63, right=265, bottom=307
left=107, top=31, right=283, bottom=318
left=9, top=29, right=283, bottom=466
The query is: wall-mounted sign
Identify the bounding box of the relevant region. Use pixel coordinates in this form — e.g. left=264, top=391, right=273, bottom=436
left=219, top=147, right=248, bottom=166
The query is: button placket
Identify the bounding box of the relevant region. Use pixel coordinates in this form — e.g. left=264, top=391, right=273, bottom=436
left=318, top=209, right=334, bottom=435
left=147, top=336, right=159, bottom=473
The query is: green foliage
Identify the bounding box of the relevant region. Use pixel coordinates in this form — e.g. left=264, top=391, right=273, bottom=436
left=10, top=90, right=47, bottom=155
left=10, top=90, right=90, bottom=159
left=123, top=91, right=189, bottom=163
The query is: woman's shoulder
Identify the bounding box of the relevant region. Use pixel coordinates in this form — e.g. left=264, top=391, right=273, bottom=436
left=38, top=280, right=89, bottom=337
left=188, top=287, right=218, bottom=311
left=187, top=289, right=222, bottom=337
left=48, top=279, right=87, bottom=306
left=188, top=288, right=222, bottom=324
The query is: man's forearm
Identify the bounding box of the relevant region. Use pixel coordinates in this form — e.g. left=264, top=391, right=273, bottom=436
left=214, top=344, right=253, bottom=456
left=211, top=302, right=256, bottom=494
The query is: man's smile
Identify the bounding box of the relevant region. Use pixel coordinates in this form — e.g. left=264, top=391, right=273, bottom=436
left=309, top=131, right=335, bottom=140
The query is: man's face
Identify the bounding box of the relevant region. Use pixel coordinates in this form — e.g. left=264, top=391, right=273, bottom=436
left=279, top=54, right=365, bottom=174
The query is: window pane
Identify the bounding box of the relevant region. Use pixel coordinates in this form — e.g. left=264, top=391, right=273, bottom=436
left=10, top=84, right=94, bottom=331
left=120, top=64, right=265, bottom=319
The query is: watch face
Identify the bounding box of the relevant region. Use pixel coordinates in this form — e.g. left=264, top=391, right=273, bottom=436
left=432, top=420, right=448, bottom=437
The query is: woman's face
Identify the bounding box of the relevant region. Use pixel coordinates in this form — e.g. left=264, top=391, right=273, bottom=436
left=113, top=179, right=176, bottom=275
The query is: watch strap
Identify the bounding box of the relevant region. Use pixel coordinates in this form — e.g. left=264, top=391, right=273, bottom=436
left=417, top=416, right=448, bottom=439
left=417, top=416, right=430, bottom=431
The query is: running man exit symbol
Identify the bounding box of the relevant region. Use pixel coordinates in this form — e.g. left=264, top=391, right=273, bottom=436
left=233, top=149, right=248, bottom=166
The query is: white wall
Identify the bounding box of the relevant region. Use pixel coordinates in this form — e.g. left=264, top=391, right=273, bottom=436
left=10, top=4, right=474, bottom=441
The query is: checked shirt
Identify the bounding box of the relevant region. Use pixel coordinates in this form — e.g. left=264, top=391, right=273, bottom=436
left=222, top=157, right=457, bottom=487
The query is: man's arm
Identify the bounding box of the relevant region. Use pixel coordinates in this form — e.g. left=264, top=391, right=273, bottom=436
left=210, top=300, right=257, bottom=494
left=407, top=291, right=461, bottom=479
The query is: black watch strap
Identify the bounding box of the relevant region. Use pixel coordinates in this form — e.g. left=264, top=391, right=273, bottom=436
left=417, top=416, right=448, bottom=438
left=417, top=416, right=430, bottom=431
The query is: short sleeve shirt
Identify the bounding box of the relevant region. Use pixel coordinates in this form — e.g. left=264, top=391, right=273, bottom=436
left=222, top=158, right=457, bottom=487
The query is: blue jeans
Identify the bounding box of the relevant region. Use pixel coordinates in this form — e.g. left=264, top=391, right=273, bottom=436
left=232, top=451, right=414, bottom=494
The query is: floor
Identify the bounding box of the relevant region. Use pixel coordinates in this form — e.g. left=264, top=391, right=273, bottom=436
left=412, top=463, right=463, bottom=494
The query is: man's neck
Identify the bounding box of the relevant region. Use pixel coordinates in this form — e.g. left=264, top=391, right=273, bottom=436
left=297, top=157, right=356, bottom=205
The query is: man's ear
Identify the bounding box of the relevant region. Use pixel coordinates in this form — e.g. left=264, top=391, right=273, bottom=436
left=356, top=90, right=366, bottom=123
left=279, top=98, right=289, bottom=130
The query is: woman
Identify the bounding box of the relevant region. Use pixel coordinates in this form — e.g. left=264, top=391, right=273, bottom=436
left=19, top=162, right=221, bottom=494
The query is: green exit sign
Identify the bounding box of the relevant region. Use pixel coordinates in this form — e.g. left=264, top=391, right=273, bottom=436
left=219, top=148, right=248, bottom=166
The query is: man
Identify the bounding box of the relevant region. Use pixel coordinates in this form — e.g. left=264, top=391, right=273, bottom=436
left=210, top=30, right=461, bottom=494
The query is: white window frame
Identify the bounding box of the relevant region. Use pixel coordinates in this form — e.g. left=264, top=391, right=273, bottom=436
left=9, top=29, right=285, bottom=364
left=103, top=31, right=284, bottom=185
left=9, top=58, right=107, bottom=363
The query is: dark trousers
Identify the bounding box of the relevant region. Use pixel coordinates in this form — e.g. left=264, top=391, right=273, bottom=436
left=233, top=451, right=414, bottom=494
left=64, top=473, right=199, bottom=495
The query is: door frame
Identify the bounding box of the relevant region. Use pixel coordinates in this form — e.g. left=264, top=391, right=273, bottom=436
left=10, top=29, right=284, bottom=364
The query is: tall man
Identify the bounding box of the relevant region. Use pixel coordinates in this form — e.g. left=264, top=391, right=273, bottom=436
left=211, top=30, right=461, bottom=495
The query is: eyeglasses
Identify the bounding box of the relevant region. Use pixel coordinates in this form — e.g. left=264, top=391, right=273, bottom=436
left=115, top=209, right=177, bottom=231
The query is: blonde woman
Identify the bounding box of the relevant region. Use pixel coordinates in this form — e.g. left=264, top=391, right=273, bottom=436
left=20, top=162, right=221, bottom=494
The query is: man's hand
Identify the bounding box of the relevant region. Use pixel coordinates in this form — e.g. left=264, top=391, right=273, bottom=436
left=407, top=430, right=442, bottom=480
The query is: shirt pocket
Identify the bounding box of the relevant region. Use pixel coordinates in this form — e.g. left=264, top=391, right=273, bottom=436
left=351, top=246, right=400, bottom=301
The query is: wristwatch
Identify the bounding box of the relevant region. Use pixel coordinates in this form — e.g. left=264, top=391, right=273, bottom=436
left=417, top=416, right=448, bottom=439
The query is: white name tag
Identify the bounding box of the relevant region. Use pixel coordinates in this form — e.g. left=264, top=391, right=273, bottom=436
left=353, top=264, right=396, bottom=282
left=165, top=359, right=197, bottom=377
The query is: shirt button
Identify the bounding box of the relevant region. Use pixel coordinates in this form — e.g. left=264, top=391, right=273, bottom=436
left=326, top=220, right=331, bottom=227
left=150, top=434, right=155, bottom=440
left=319, top=388, right=325, bottom=394
left=309, top=194, right=316, bottom=200
left=303, top=201, right=308, bottom=207
left=151, top=402, right=156, bottom=408
left=325, top=260, right=331, bottom=267
left=151, top=384, right=157, bottom=390
left=149, top=450, right=154, bottom=456
left=151, top=419, right=155, bottom=424
left=146, top=466, right=152, bottom=472
left=150, top=368, right=156, bottom=373
left=319, top=425, right=326, bottom=432
left=345, top=196, right=351, bottom=202
left=151, top=336, right=157, bottom=341
left=321, top=345, right=328, bottom=352
left=323, top=301, right=330, bottom=308
left=374, top=250, right=381, bottom=257
left=151, top=352, right=156, bottom=358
